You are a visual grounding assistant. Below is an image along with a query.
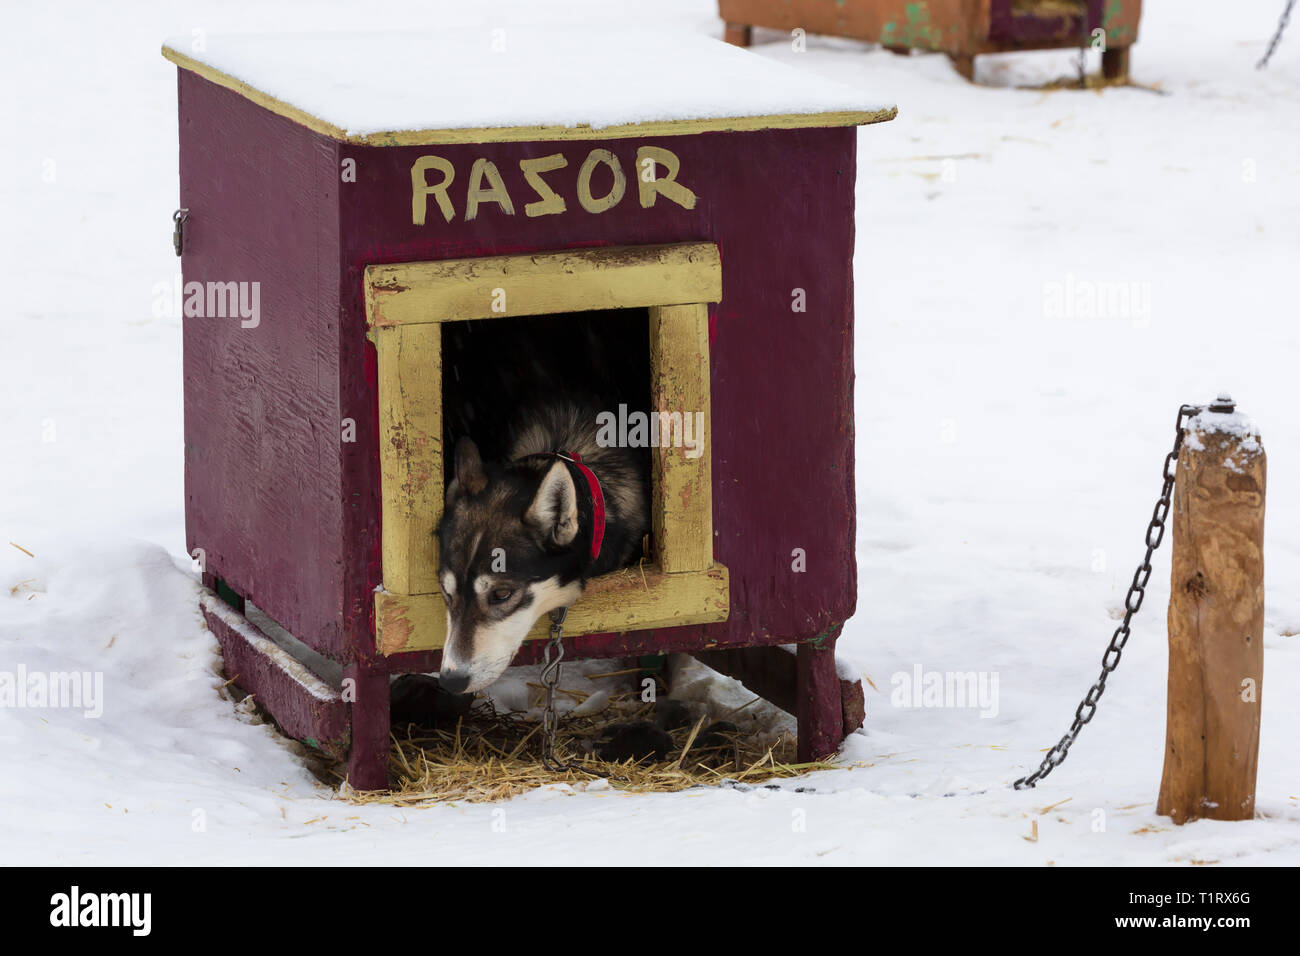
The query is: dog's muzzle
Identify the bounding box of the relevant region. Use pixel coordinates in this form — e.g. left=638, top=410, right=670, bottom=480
left=438, top=669, right=472, bottom=695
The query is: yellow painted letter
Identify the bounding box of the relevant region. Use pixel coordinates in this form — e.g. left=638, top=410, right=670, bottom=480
left=519, top=153, right=568, bottom=217
left=465, top=159, right=516, bottom=221
left=637, top=146, right=697, bottom=210
left=411, top=156, right=455, bottom=225
left=577, top=149, right=626, bottom=214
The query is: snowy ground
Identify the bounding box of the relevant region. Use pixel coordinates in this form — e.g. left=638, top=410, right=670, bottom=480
left=2, top=0, right=1298, bottom=865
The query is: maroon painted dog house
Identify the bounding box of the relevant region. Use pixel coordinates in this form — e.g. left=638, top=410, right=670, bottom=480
left=164, top=29, right=896, bottom=789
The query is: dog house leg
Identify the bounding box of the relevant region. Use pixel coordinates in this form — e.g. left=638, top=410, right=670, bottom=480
left=948, top=52, right=976, bottom=81
left=345, top=665, right=391, bottom=791
left=796, top=640, right=843, bottom=763
left=1101, top=46, right=1130, bottom=82
left=723, top=23, right=752, bottom=47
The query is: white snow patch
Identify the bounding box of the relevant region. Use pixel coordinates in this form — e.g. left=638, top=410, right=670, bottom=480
left=1185, top=409, right=1263, bottom=460
left=568, top=687, right=611, bottom=717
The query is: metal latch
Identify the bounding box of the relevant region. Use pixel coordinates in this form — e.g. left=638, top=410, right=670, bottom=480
left=173, top=208, right=189, bottom=256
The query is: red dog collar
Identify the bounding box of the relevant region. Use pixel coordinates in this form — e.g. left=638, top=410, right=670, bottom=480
left=525, top=451, right=606, bottom=561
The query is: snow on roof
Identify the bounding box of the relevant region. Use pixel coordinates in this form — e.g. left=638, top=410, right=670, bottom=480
left=161, top=28, right=896, bottom=145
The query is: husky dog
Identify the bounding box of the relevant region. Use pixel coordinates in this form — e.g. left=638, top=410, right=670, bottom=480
left=436, top=403, right=649, bottom=693
left=435, top=311, right=651, bottom=694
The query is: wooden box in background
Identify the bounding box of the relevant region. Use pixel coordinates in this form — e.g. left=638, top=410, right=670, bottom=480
left=721, top=0, right=1142, bottom=81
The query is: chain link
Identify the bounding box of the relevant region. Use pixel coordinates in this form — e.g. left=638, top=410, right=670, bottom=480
left=1013, top=403, right=1208, bottom=790
left=539, top=606, right=570, bottom=772
left=1076, top=4, right=1089, bottom=89
left=1259, top=0, right=1296, bottom=69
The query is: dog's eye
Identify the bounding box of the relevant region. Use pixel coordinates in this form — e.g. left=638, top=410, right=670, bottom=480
left=488, top=587, right=515, bottom=605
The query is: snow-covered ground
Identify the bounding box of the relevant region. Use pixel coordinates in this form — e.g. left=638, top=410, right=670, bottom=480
left=2, top=0, right=1297, bottom=865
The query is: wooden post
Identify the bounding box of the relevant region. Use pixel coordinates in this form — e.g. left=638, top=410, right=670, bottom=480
left=1157, top=406, right=1266, bottom=823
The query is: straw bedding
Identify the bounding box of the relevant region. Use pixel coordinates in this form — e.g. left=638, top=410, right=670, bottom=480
left=329, top=676, right=836, bottom=806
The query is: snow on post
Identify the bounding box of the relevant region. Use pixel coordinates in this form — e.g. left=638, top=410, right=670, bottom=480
left=1157, top=403, right=1266, bottom=824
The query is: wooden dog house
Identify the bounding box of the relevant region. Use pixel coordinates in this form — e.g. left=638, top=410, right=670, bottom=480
left=164, top=28, right=895, bottom=789
left=720, top=0, right=1142, bottom=81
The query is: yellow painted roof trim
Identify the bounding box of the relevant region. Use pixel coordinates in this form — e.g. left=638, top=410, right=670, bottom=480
left=162, top=45, right=897, bottom=146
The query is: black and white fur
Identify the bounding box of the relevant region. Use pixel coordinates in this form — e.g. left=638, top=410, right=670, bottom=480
left=434, top=309, right=650, bottom=694
left=436, top=401, right=649, bottom=694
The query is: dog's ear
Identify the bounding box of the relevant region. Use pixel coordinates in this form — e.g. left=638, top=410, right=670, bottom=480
left=524, top=461, right=578, bottom=547
left=454, top=437, right=488, bottom=496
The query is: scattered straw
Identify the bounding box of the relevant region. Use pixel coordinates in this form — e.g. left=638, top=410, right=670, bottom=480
left=1026, top=73, right=1166, bottom=95
left=1037, top=797, right=1072, bottom=814
left=331, top=697, right=834, bottom=807
left=672, top=713, right=708, bottom=770
left=721, top=695, right=763, bottom=720
left=585, top=667, right=644, bottom=680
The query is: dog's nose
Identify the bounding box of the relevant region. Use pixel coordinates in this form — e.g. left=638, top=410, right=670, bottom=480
left=438, top=670, right=471, bottom=696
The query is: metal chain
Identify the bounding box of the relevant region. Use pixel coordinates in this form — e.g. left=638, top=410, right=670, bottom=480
left=1013, top=401, right=1225, bottom=790
left=1076, top=4, right=1090, bottom=89
left=1259, top=0, right=1296, bottom=69
left=539, top=606, right=570, bottom=771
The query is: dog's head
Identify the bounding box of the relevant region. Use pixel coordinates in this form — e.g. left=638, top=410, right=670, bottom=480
left=435, top=437, right=585, bottom=694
